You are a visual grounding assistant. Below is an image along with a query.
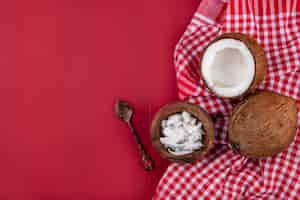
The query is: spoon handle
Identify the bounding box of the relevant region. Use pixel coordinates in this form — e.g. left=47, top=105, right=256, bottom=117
left=127, top=122, right=154, bottom=171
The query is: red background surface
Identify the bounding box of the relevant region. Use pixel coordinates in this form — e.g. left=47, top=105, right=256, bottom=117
left=0, top=0, right=199, bottom=199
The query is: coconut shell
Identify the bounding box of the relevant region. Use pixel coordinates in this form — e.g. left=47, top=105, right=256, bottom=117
left=228, top=91, right=298, bottom=158
left=200, top=33, right=267, bottom=99
left=150, top=102, right=215, bottom=163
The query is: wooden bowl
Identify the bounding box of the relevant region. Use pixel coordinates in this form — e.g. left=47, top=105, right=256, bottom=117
left=150, top=102, right=215, bottom=163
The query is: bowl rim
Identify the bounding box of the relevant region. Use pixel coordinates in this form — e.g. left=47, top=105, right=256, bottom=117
left=150, top=101, right=215, bottom=163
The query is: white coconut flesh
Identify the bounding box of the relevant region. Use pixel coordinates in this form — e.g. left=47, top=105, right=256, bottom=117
left=201, top=39, right=255, bottom=98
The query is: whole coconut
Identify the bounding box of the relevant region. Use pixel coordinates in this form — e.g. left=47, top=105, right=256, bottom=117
left=228, top=91, right=298, bottom=158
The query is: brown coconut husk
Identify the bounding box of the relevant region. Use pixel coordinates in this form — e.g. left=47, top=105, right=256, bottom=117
left=228, top=91, right=298, bottom=158
left=200, top=33, right=267, bottom=99
left=150, top=102, right=215, bottom=163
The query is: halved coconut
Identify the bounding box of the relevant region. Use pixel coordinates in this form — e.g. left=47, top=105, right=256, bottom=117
left=150, top=102, right=215, bottom=163
left=201, top=33, right=266, bottom=98
left=228, top=91, right=298, bottom=158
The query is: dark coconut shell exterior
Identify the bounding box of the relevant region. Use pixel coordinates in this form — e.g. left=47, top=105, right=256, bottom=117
left=228, top=91, right=298, bottom=158
left=150, top=102, right=215, bottom=163
left=200, top=33, right=267, bottom=99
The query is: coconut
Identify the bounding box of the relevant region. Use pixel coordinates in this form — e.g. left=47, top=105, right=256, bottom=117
left=228, top=91, right=298, bottom=158
left=150, top=102, right=215, bottom=163
left=201, top=33, right=266, bottom=98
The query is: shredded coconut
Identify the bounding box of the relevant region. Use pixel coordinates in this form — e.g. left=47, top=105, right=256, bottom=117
left=160, top=111, right=204, bottom=156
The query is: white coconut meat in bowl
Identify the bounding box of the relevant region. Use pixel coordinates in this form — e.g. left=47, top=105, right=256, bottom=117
left=201, top=33, right=267, bottom=98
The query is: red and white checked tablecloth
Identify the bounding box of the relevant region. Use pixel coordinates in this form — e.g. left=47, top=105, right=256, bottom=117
left=153, top=0, right=300, bottom=199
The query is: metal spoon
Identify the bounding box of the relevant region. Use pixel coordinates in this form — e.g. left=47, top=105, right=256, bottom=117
left=115, top=99, right=154, bottom=171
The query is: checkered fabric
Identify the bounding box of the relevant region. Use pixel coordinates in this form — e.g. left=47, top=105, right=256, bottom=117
left=153, top=0, right=300, bottom=199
